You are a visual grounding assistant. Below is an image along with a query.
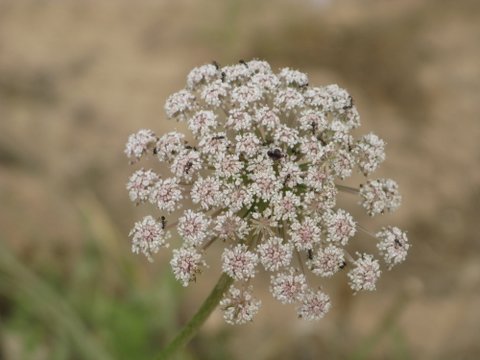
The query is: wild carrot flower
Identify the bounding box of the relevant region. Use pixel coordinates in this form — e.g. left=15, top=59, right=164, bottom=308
left=297, top=289, right=331, bottom=321
left=220, top=285, right=261, bottom=325
left=125, top=60, right=409, bottom=327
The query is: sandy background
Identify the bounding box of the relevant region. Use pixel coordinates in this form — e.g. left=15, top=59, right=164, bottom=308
left=1, top=0, right=479, bottom=359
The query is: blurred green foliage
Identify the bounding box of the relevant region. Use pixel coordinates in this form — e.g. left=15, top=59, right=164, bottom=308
left=0, top=202, right=178, bottom=359
left=0, top=194, right=240, bottom=359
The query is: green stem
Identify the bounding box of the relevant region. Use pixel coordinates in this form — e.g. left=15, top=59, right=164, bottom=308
left=156, top=273, right=234, bottom=359
left=336, top=184, right=359, bottom=195
left=158, top=209, right=256, bottom=359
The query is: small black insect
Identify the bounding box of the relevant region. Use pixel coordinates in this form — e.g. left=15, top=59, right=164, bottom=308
left=311, top=121, right=317, bottom=135
left=153, top=137, right=160, bottom=155
left=184, top=144, right=197, bottom=151
left=184, top=161, right=193, bottom=174
left=394, top=238, right=403, bottom=247
left=267, top=148, right=283, bottom=161
left=212, top=135, right=225, bottom=141
left=212, top=60, right=220, bottom=70
left=307, top=249, right=313, bottom=260
left=339, top=261, right=347, bottom=269
left=221, top=71, right=226, bottom=82
left=239, top=59, right=248, bottom=67
left=343, top=95, right=354, bottom=110
left=160, top=216, right=167, bottom=229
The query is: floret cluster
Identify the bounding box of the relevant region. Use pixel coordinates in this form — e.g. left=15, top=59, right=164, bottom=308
left=125, top=60, right=409, bottom=324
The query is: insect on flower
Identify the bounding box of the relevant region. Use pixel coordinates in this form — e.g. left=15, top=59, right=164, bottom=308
left=125, top=59, right=409, bottom=325
left=267, top=148, right=284, bottom=161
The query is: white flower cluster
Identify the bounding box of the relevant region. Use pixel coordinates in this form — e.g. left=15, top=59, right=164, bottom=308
left=125, top=60, right=409, bottom=324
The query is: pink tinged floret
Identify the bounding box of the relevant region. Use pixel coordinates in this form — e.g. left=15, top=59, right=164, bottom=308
left=257, top=236, right=293, bottom=271
left=226, top=109, right=253, bottom=131
left=124, top=129, right=157, bottom=163
left=308, top=245, right=345, bottom=277
left=250, top=171, right=281, bottom=201
left=235, top=133, right=261, bottom=158
left=188, top=110, right=218, bottom=137
left=278, top=67, right=309, bottom=87
left=360, top=178, right=401, bottom=216
left=272, top=191, right=301, bottom=222
left=186, top=64, right=219, bottom=90
left=155, top=131, right=185, bottom=162
left=330, top=149, right=355, bottom=179
left=221, top=244, right=258, bottom=281
left=250, top=73, right=279, bottom=92
left=149, top=178, right=183, bottom=212
left=201, top=80, right=229, bottom=107
left=297, top=289, right=331, bottom=321
left=220, top=285, right=261, bottom=325
left=289, top=217, right=321, bottom=251
left=324, top=84, right=354, bottom=114
left=221, top=64, right=252, bottom=83
left=215, top=154, right=244, bottom=179
left=129, top=216, right=170, bottom=262
left=331, top=131, right=354, bottom=148
left=279, top=161, right=303, bottom=188
left=298, top=110, right=327, bottom=133
left=348, top=253, right=381, bottom=292
left=222, top=184, right=253, bottom=213
left=270, top=269, right=307, bottom=304
left=323, top=209, right=356, bottom=246
left=126, top=169, right=159, bottom=204
left=300, top=136, right=326, bottom=163
left=177, top=210, right=211, bottom=247
left=304, top=166, right=333, bottom=191
left=198, top=132, right=230, bottom=156
left=303, top=86, right=331, bottom=109
left=170, top=247, right=205, bottom=287
left=191, top=177, right=222, bottom=210
left=231, top=84, right=262, bottom=108
left=165, top=89, right=196, bottom=119
left=170, top=149, right=202, bottom=181
left=214, top=213, right=250, bottom=242
left=376, top=226, right=410, bottom=269
left=247, top=156, right=274, bottom=176
left=274, top=88, right=305, bottom=111
left=246, top=60, right=272, bottom=74
left=255, top=106, right=280, bottom=130
left=353, top=133, right=386, bottom=175
left=303, top=188, right=337, bottom=214
left=273, top=124, right=299, bottom=147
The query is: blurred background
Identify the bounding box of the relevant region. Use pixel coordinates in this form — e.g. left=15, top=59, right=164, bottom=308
left=1, top=0, right=479, bottom=359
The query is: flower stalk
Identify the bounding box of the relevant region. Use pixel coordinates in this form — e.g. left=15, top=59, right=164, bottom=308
left=157, top=273, right=234, bottom=359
